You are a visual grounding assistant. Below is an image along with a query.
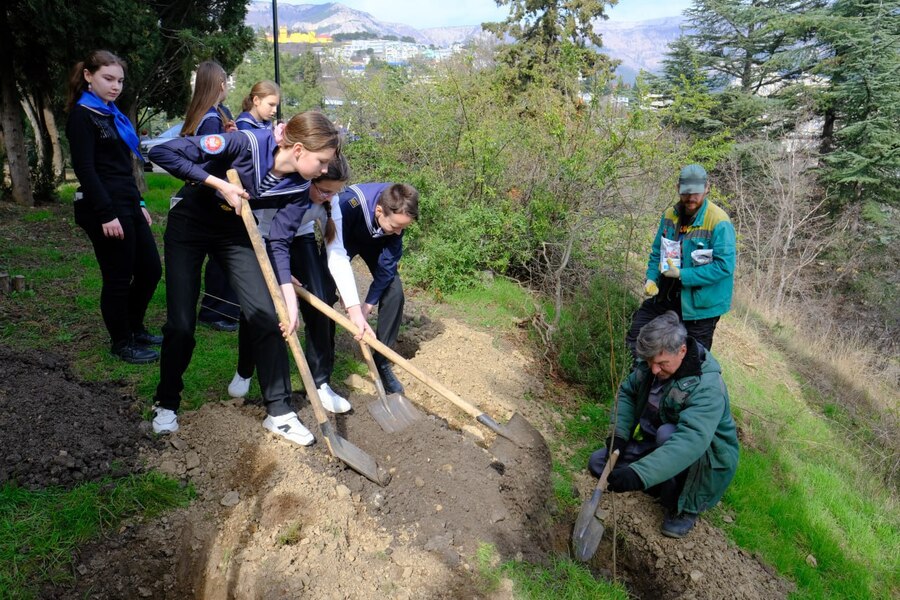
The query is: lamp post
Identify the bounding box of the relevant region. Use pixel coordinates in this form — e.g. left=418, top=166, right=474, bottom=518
left=272, top=0, right=282, bottom=121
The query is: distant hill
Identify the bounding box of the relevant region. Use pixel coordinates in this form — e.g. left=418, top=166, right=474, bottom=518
left=245, top=2, right=685, bottom=80
left=595, top=17, right=686, bottom=77
left=245, top=2, right=427, bottom=42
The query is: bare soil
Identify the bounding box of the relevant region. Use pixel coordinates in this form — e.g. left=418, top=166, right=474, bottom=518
left=1, top=224, right=794, bottom=599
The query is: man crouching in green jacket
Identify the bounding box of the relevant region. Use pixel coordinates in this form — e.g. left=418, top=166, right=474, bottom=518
left=589, top=311, right=739, bottom=538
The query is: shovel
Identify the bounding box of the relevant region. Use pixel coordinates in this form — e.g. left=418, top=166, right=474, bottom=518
left=357, top=338, right=423, bottom=433
left=227, top=170, right=389, bottom=486
left=572, top=449, right=620, bottom=561
left=294, top=283, right=539, bottom=448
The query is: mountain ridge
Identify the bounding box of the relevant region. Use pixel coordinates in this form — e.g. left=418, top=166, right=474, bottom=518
left=245, top=2, right=684, bottom=77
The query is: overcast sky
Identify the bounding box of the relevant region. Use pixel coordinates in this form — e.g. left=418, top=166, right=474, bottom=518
left=278, top=0, right=693, bottom=29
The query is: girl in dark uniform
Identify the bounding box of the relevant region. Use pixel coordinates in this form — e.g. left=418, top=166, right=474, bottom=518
left=149, top=111, right=341, bottom=446
left=235, top=80, right=280, bottom=131
left=227, top=80, right=282, bottom=396
left=230, top=155, right=374, bottom=413
left=181, top=61, right=241, bottom=332
left=66, top=50, right=162, bottom=364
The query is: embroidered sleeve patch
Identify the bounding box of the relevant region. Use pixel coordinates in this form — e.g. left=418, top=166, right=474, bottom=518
left=200, top=135, right=226, bottom=155
left=348, top=197, right=360, bottom=208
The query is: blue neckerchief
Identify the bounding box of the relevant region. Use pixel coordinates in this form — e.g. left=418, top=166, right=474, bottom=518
left=76, top=91, right=142, bottom=161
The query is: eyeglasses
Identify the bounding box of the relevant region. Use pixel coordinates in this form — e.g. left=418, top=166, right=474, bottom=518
left=313, top=183, right=340, bottom=200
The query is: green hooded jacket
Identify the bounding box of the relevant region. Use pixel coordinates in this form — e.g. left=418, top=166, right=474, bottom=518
left=614, top=341, right=739, bottom=514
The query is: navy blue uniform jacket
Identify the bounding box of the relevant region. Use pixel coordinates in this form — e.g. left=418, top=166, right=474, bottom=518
left=148, top=129, right=310, bottom=212
left=195, top=105, right=233, bottom=136
left=338, top=183, right=404, bottom=306
left=235, top=111, right=270, bottom=131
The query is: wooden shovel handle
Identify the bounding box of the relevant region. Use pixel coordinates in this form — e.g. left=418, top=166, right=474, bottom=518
left=358, top=339, right=388, bottom=402
left=294, top=283, right=485, bottom=420
left=598, top=448, right=620, bottom=491
left=227, top=170, right=332, bottom=435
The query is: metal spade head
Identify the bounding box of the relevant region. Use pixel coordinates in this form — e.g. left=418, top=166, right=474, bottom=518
left=572, top=487, right=606, bottom=561
left=368, top=392, right=423, bottom=433
left=572, top=449, right=619, bottom=562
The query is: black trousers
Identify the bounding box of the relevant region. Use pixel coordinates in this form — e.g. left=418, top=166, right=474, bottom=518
left=235, top=234, right=338, bottom=386
left=154, top=189, right=292, bottom=416
left=626, top=291, right=720, bottom=357
left=292, top=234, right=338, bottom=386
left=75, top=202, right=161, bottom=346
left=359, top=256, right=405, bottom=370
left=198, top=254, right=241, bottom=323
left=237, top=237, right=405, bottom=382
left=588, top=428, right=688, bottom=512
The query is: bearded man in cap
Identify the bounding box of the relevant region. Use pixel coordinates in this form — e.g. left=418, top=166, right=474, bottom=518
left=626, top=164, right=736, bottom=356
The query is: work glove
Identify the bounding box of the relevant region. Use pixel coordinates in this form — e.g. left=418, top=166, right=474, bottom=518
left=662, top=258, right=681, bottom=279
left=644, top=279, right=659, bottom=296
left=606, top=435, right=629, bottom=455
left=607, top=467, right=644, bottom=492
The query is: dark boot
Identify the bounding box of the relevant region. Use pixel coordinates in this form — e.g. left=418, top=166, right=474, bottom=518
left=200, top=319, right=238, bottom=332
left=111, top=338, right=159, bottom=364
left=661, top=511, right=698, bottom=538
left=133, top=328, right=163, bottom=346
left=377, top=363, right=404, bottom=394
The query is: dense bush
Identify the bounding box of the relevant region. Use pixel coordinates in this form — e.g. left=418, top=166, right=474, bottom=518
left=553, top=275, right=638, bottom=399
left=339, top=54, right=688, bottom=301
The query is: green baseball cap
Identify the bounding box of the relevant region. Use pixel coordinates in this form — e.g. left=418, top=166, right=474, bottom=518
left=678, top=164, right=708, bottom=194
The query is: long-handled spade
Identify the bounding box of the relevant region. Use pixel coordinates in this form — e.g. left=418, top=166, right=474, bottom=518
left=228, top=170, right=389, bottom=486
left=572, top=449, right=620, bottom=561
left=294, top=283, right=540, bottom=448
left=357, top=339, right=423, bottom=433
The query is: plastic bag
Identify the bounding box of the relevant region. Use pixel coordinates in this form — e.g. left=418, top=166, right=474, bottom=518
left=660, top=237, right=681, bottom=273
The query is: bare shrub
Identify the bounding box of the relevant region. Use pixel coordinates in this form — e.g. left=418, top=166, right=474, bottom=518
left=723, top=140, right=843, bottom=314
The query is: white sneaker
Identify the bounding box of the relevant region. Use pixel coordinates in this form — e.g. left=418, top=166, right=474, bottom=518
left=317, top=383, right=352, bottom=414
left=228, top=372, right=252, bottom=398
left=152, top=407, right=179, bottom=434
left=263, top=412, right=314, bottom=446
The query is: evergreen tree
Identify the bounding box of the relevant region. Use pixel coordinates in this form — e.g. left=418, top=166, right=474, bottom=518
left=814, top=0, right=900, bottom=206
left=685, top=0, right=825, bottom=94
left=483, top=0, right=618, bottom=93
left=659, top=34, right=721, bottom=91
left=1, top=0, right=254, bottom=201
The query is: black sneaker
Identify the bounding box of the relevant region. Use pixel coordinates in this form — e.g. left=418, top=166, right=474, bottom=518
left=134, top=329, right=163, bottom=346
left=377, top=364, right=405, bottom=394
left=111, top=340, right=159, bottom=364
left=661, top=511, right=698, bottom=538
left=200, top=319, right=239, bottom=333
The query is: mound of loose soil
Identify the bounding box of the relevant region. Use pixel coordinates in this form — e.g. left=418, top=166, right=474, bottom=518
left=0, top=345, right=157, bottom=490
left=27, top=299, right=794, bottom=600
left=585, top=492, right=794, bottom=600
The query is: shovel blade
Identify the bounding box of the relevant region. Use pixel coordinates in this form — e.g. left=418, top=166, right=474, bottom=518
left=478, top=412, right=544, bottom=449
left=572, top=487, right=606, bottom=562
left=320, top=422, right=391, bottom=486
left=367, top=392, right=423, bottom=433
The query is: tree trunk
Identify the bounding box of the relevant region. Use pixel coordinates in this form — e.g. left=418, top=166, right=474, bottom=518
left=819, top=108, right=835, bottom=154
left=21, top=96, right=46, bottom=169
left=0, top=46, right=34, bottom=206
left=43, top=103, right=65, bottom=181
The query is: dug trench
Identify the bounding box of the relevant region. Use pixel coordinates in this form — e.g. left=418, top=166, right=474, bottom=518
left=4, top=296, right=794, bottom=599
